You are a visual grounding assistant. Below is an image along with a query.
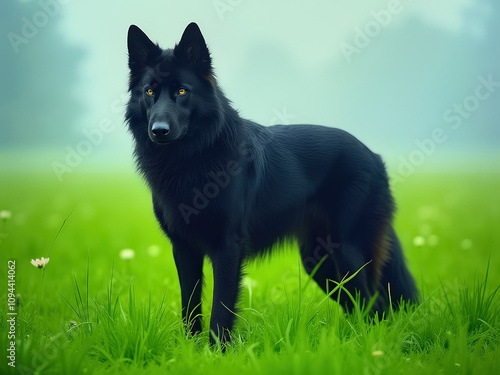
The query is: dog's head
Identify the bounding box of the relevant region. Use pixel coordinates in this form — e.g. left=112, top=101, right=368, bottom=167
left=126, top=23, right=219, bottom=145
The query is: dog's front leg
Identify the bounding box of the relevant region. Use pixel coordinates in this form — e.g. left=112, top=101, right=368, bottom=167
left=172, top=239, right=204, bottom=336
left=209, top=246, right=243, bottom=347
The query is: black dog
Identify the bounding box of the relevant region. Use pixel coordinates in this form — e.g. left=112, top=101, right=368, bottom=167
left=126, top=23, right=417, bottom=345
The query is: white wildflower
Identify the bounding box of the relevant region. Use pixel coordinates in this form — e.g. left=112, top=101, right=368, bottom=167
left=31, top=257, right=50, bottom=269
left=0, top=210, right=12, bottom=220
left=119, top=248, right=135, bottom=260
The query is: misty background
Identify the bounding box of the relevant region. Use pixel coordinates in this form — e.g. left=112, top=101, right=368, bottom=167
left=1, top=0, right=499, bottom=176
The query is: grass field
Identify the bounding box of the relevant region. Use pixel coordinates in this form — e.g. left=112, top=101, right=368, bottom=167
left=1, top=168, right=499, bottom=374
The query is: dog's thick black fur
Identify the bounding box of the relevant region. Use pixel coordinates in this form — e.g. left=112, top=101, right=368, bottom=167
left=126, top=23, right=418, bottom=345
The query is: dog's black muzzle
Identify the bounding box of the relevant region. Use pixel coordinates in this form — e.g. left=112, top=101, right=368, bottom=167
left=150, top=122, right=171, bottom=144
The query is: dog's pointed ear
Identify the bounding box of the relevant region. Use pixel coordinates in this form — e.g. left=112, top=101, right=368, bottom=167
left=127, top=25, right=162, bottom=71
left=174, top=22, right=211, bottom=73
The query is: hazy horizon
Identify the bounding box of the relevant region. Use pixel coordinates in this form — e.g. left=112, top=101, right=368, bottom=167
left=1, top=0, right=499, bottom=176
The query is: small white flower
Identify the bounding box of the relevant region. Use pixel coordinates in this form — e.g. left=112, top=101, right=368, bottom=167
left=0, top=210, right=12, bottom=220
left=372, top=350, right=384, bottom=357
left=412, top=236, right=426, bottom=247
left=31, top=257, right=50, bottom=269
left=119, top=248, right=135, bottom=260
left=242, top=276, right=257, bottom=289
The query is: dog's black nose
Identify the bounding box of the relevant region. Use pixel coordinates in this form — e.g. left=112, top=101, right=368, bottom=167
left=151, top=122, right=170, bottom=138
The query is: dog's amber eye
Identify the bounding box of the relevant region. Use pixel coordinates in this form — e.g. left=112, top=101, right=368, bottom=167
left=178, top=88, right=187, bottom=96
left=146, top=88, right=154, bottom=96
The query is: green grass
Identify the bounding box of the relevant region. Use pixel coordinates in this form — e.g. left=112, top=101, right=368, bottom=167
left=1, top=169, right=499, bottom=374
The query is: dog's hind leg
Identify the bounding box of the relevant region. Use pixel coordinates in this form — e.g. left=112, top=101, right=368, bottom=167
left=299, top=234, right=374, bottom=313
left=328, top=174, right=417, bottom=314
left=376, top=226, right=418, bottom=307
left=304, top=169, right=405, bottom=313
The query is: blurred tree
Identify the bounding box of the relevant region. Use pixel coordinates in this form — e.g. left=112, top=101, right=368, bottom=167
left=0, top=0, right=85, bottom=149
